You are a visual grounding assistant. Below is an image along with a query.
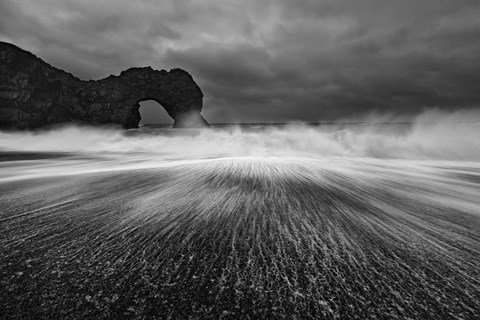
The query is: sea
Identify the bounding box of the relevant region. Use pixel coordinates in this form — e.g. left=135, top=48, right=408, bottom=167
left=1, top=111, right=479, bottom=319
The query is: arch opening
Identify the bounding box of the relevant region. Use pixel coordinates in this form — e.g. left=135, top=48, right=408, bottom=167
left=138, top=100, right=173, bottom=127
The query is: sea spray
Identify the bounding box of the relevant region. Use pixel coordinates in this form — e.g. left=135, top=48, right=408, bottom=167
left=1, top=109, right=479, bottom=161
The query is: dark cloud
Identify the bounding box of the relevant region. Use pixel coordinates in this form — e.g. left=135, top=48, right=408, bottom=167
left=1, top=0, right=479, bottom=122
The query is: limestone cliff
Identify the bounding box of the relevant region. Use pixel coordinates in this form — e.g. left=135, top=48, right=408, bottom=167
left=0, top=41, right=208, bottom=129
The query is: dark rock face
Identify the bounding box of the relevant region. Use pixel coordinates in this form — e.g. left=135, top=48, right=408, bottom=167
left=0, top=42, right=208, bottom=129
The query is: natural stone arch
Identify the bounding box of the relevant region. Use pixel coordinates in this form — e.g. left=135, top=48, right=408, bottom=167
left=115, top=67, right=209, bottom=128
left=0, top=41, right=209, bottom=129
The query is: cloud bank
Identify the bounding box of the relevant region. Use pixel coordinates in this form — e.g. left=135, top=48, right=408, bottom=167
left=1, top=0, right=479, bottom=122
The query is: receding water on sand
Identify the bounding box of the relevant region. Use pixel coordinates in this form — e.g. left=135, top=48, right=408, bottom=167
left=1, top=110, right=480, bottom=319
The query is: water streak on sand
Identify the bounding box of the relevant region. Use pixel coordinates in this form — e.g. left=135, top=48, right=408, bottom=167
left=1, top=109, right=480, bottom=318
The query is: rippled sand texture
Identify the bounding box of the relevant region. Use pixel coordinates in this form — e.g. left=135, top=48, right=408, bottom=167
left=1, top=156, right=479, bottom=319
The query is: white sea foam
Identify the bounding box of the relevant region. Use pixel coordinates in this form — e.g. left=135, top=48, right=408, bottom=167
left=0, top=109, right=479, bottom=161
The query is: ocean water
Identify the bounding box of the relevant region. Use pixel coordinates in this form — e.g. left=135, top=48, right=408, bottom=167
left=1, top=110, right=480, bottom=319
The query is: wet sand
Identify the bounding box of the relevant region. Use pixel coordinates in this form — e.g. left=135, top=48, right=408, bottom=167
left=1, top=155, right=479, bottom=319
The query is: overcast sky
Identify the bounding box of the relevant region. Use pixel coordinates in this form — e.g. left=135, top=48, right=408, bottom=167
left=1, top=0, right=479, bottom=123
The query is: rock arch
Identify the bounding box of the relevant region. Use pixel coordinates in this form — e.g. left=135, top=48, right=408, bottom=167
left=0, top=41, right=209, bottom=129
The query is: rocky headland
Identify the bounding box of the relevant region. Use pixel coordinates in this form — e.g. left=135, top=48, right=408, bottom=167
left=0, top=41, right=208, bottom=129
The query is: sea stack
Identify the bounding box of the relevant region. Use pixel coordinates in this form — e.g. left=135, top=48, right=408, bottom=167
left=0, top=41, right=209, bottom=129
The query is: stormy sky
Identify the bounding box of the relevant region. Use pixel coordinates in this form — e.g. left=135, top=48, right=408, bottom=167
left=1, top=0, right=480, bottom=123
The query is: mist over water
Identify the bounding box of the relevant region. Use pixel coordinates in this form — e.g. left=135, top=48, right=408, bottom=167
left=1, top=109, right=480, bottom=318
left=1, top=109, right=479, bottom=161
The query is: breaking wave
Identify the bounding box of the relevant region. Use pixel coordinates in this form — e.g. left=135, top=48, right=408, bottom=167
left=0, top=109, right=479, bottom=161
